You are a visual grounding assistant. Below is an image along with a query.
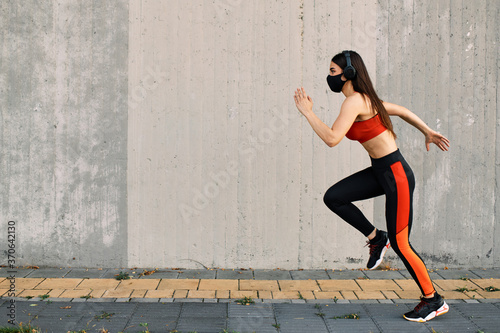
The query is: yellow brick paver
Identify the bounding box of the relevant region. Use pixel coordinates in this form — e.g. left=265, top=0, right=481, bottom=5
left=317, top=280, right=361, bottom=291
left=158, top=279, right=199, bottom=290
left=116, top=279, right=160, bottom=290
left=394, top=290, right=421, bottom=299
left=394, top=279, right=421, bottom=291
left=198, top=279, right=238, bottom=291
left=354, top=291, right=386, bottom=299
left=76, top=279, right=120, bottom=290
left=47, top=289, right=65, bottom=297
left=35, top=278, right=83, bottom=290
left=272, top=291, right=303, bottom=299
left=258, top=290, right=272, bottom=299
left=58, top=289, right=92, bottom=298
left=470, top=279, right=500, bottom=290
left=381, top=291, right=399, bottom=299
left=433, top=279, right=478, bottom=291
left=130, top=289, right=147, bottom=298
left=216, top=290, right=230, bottom=298
left=173, top=289, right=188, bottom=298
left=0, top=278, right=44, bottom=289
left=230, top=290, right=257, bottom=299
left=439, top=291, right=472, bottom=299
left=0, top=289, right=9, bottom=296
left=475, top=291, right=500, bottom=299
left=17, top=289, right=51, bottom=298
left=239, top=280, right=279, bottom=291
left=102, top=289, right=132, bottom=298
left=356, top=280, right=402, bottom=291
left=144, top=289, right=174, bottom=298
left=278, top=280, right=319, bottom=291
left=89, top=289, right=106, bottom=298
left=187, top=290, right=216, bottom=298
left=340, top=291, right=358, bottom=299
left=314, top=291, right=343, bottom=300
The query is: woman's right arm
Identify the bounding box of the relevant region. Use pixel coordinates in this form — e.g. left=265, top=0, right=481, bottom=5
left=383, top=101, right=450, bottom=151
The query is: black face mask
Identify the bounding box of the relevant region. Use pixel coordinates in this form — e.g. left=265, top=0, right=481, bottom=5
left=326, top=74, right=346, bottom=93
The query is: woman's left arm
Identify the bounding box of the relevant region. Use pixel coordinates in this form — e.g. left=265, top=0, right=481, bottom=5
left=383, top=101, right=450, bottom=151
left=293, top=87, right=358, bottom=147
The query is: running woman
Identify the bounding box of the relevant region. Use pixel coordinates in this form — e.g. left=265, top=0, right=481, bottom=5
left=293, top=50, right=450, bottom=322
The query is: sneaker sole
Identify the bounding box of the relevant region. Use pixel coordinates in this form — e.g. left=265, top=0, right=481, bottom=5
left=368, top=240, right=391, bottom=270
left=403, top=301, right=449, bottom=323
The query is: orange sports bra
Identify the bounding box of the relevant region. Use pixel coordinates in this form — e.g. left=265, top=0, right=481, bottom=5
left=345, top=113, right=387, bottom=143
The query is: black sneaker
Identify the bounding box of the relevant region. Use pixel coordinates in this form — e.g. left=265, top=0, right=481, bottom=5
left=366, top=230, right=390, bottom=270
left=403, top=294, right=449, bottom=322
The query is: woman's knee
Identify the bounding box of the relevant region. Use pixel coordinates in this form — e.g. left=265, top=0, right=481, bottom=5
left=323, top=187, right=345, bottom=210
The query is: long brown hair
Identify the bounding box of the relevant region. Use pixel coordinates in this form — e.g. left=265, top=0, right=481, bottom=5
left=332, top=50, right=396, bottom=139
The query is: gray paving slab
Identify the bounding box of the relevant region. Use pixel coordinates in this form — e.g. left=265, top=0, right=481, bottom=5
left=0, top=268, right=34, bottom=277
left=98, top=268, right=140, bottom=279
left=125, top=317, right=178, bottom=331
left=204, top=298, right=219, bottom=303
left=363, top=269, right=407, bottom=279
left=135, top=269, right=180, bottom=279
left=64, top=268, right=108, bottom=278
left=398, top=269, right=443, bottom=280
left=227, top=316, right=279, bottom=333
left=4, top=300, right=500, bottom=333
left=180, top=302, right=227, bottom=317
left=160, top=298, right=175, bottom=303
left=434, top=269, right=482, bottom=280
left=176, top=317, right=227, bottom=332
left=470, top=268, right=500, bottom=279
left=216, top=268, right=254, bottom=279
left=228, top=302, right=274, bottom=317
left=326, top=269, right=368, bottom=280
left=253, top=269, right=292, bottom=280
left=176, top=269, right=217, bottom=279
left=24, top=267, right=72, bottom=278
left=129, top=297, right=159, bottom=302
left=290, top=269, right=330, bottom=280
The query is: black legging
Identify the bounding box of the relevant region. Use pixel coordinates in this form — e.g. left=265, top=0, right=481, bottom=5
left=323, top=149, right=435, bottom=297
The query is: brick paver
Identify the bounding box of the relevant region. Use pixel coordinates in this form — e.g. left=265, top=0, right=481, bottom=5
left=158, top=279, right=199, bottom=290
left=35, top=278, right=83, bottom=289
left=0, top=278, right=44, bottom=289
left=76, top=278, right=120, bottom=290
left=278, top=280, right=319, bottom=291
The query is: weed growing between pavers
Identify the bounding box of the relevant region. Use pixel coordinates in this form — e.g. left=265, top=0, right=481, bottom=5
left=93, top=311, right=115, bottom=321
left=454, top=287, right=477, bottom=292
left=331, top=313, right=360, bottom=320
left=115, top=271, right=130, bottom=280
left=485, top=286, right=500, bottom=291
left=0, top=323, right=42, bottom=333
left=235, top=296, right=254, bottom=305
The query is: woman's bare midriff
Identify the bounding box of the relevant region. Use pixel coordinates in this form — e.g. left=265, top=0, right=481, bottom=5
left=361, top=130, right=398, bottom=159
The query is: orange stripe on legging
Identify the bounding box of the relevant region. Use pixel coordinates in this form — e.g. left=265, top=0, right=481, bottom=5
left=391, top=162, right=435, bottom=297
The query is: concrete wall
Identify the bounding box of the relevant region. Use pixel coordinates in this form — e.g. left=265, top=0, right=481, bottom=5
left=0, top=1, right=129, bottom=267
left=1, top=0, right=498, bottom=269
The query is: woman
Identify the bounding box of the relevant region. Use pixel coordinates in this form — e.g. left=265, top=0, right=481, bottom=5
left=293, top=50, right=450, bottom=322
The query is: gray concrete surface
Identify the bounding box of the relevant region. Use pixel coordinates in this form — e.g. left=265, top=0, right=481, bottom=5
left=1, top=0, right=498, bottom=270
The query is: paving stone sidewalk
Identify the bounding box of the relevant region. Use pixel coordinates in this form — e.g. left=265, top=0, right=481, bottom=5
left=1, top=267, right=499, bottom=332
left=1, top=298, right=500, bottom=333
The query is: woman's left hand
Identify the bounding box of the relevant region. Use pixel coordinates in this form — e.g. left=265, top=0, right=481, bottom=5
left=294, top=87, right=313, bottom=116
left=425, top=130, right=450, bottom=151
